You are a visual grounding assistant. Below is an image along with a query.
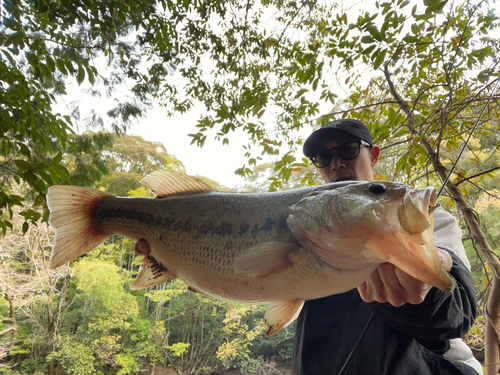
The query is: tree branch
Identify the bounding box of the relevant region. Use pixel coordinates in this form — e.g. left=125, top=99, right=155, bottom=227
left=456, top=165, right=500, bottom=187
left=0, top=326, right=14, bottom=336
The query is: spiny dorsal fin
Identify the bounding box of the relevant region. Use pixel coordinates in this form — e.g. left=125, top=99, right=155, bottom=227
left=129, top=255, right=177, bottom=290
left=140, top=171, right=214, bottom=198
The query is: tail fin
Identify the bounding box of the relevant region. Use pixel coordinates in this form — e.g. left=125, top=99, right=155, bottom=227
left=47, top=186, right=115, bottom=269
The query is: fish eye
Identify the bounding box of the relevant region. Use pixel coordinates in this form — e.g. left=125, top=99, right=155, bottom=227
left=368, top=183, right=386, bottom=195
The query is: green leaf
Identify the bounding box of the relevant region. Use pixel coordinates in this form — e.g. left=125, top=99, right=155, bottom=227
left=56, top=58, right=68, bottom=75
left=295, top=88, right=309, bottom=98
left=52, top=165, right=71, bottom=182
left=8, top=31, right=24, bottom=44
left=362, top=45, right=377, bottom=55
left=388, top=107, right=395, bottom=123
left=394, top=129, right=408, bottom=137
left=423, top=0, right=438, bottom=6
left=17, top=143, right=31, bottom=158
left=425, top=0, right=448, bottom=13
left=403, top=35, right=421, bottom=43
left=312, top=77, right=319, bottom=91
left=2, top=50, right=15, bottom=65
left=373, top=49, right=387, bottom=69
left=22, top=171, right=38, bottom=183
left=367, top=25, right=383, bottom=41
left=77, top=65, right=85, bottom=85
left=25, top=52, right=39, bottom=65
left=86, top=66, right=95, bottom=85
left=14, top=159, right=32, bottom=172
left=52, top=152, right=63, bottom=165
left=65, top=60, right=75, bottom=74
left=46, top=56, right=56, bottom=72
left=361, top=35, right=375, bottom=44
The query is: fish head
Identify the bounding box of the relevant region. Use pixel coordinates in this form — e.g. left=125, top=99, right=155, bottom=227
left=288, top=182, right=417, bottom=249
left=288, top=181, right=455, bottom=291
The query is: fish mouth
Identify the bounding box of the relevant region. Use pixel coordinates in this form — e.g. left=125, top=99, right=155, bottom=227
left=409, top=186, right=437, bottom=211
left=365, top=185, right=455, bottom=292
left=398, top=187, right=437, bottom=235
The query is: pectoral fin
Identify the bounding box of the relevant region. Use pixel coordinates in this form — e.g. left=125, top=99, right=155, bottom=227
left=130, top=255, right=177, bottom=290
left=265, top=299, right=305, bottom=336
left=233, top=242, right=298, bottom=277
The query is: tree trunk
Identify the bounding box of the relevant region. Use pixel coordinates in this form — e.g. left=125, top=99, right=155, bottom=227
left=1, top=293, right=18, bottom=366
left=486, top=276, right=500, bottom=375
left=385, top=62, right=500, bottom=374
left=48, top=360, right=55, bottom=375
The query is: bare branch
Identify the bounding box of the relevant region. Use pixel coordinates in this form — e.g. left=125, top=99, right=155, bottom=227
left=456, top=166, right=500, bottom=187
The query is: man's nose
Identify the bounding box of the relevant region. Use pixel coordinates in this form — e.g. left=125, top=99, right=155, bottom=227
left=330, top=156, right=346, bottom=170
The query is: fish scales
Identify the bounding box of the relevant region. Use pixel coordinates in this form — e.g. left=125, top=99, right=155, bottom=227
left=90, top=191, right=352, bottom=303
left=47, top=171, right=455, bottom=335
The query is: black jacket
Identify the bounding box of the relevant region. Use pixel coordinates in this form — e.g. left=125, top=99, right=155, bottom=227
left=292, top=250, right=477, bottom=375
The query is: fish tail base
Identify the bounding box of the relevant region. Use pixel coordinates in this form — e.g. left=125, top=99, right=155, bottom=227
left=47, top=185, right=114, bottom=269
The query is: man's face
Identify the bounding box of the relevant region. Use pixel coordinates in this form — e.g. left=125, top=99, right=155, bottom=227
left=315, top=131, right=379, bottom=183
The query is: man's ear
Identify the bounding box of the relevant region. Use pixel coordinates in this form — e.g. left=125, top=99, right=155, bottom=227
left=370, top=146, right=380, bottom=166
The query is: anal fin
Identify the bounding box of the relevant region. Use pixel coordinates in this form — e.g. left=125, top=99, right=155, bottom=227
left=265, top=299, right=305, bottom=337
left=130, top=255, right=176, bottom=290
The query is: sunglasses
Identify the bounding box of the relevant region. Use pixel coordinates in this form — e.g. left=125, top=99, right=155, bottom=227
left=310, top=139, right=371, bottom=168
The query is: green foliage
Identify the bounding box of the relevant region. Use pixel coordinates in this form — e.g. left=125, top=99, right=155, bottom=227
left=63, top=132, right=114, bottom=187
left=17, top=357, right=47, bottom=374
left=45, top=260, right=141, bottom=374
left=168, top=342, right=190, bottom=357
left=48, top=337, right=97, bottom=375
left=72, top=260, right=138, bottom=316
left=217, top=305, right=265, bottom=369
left=96, top=133, right=186, bottom=195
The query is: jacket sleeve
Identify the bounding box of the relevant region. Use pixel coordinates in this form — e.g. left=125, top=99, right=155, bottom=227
left=367, top=208, right=477, bottom=342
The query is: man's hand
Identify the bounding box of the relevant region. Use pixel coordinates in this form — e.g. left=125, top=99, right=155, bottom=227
left=357, top=249, right=453, bottom=307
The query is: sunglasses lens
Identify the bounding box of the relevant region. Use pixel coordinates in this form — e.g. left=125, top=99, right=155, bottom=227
left=337, top=141, right=360, bottom=160
left=312, top=141, right=362, bottom=168
left=314, top=150, right=333, bottom=168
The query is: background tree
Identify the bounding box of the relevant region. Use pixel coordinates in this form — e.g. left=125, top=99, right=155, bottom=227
left=0, top=183, right=70, bottom=375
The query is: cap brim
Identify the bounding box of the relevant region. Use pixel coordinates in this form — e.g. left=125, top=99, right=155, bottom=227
left=303, top=128, right=350, bottom=157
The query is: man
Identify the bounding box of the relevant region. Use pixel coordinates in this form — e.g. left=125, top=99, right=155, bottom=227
left=293, top=118, right=481, bottom=374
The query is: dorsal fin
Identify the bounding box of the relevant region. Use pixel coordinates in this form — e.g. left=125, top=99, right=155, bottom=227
left=140, top=171, right=214, bottom=198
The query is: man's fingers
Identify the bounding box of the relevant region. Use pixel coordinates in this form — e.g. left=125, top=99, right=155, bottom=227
left=394, top=267, right=431, bottom=305
left=358, top=268, right=388, bottom=304
left=377, top=263, right=406, bottom=307
left=357, top=262, right=434, bottom=307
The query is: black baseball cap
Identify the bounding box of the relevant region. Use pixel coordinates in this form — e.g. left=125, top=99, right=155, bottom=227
left=303, top=119, right=373, bottom=157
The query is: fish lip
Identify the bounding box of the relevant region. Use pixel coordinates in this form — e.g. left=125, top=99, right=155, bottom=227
left=409, top=186, right=437, bottom=212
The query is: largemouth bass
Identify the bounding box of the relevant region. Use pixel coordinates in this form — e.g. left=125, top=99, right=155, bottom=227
left=47, top=171, right=454, bottom=336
